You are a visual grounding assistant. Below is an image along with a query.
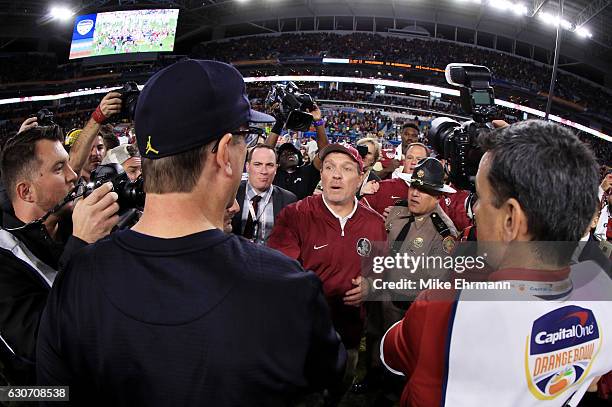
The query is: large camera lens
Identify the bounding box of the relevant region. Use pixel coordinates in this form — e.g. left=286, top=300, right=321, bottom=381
left=427, top=117, right=461, bottom=157
left=88, top=164, right=145, bottom=210
left=120, top=176, right=145, bottom=209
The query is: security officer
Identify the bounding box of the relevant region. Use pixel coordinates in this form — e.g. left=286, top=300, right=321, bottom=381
left=355, top=158, right=458, bottom=397
left=384, top=157, right=458, bottom=324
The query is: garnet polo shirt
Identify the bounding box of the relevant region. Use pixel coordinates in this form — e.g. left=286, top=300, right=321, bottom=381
left=268, top=194, right=387, bottom=348
left=361, top=178, right=409, bottom=216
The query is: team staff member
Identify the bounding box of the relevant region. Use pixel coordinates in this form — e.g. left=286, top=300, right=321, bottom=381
left=268, top=144, right=387, bottom=382
left=231, top=144, right=296, bottom=243
left=361, top=143, right=429, bottom=216
left=381, top=120, right=612, bottom=407
left=37, top=59, right=346, bottom=406
left=266, top=108, right=329, bottom=200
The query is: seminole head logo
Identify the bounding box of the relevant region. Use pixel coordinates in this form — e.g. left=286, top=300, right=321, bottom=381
left=525, top=306, right=601, bottom=400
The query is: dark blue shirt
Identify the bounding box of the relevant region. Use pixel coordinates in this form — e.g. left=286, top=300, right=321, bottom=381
left=37, top=228, right=346, bottom=406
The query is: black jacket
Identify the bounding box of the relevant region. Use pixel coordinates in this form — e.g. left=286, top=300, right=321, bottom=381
left=231, top=181, right=297, bottom=237
left=0, top=209, right=85, bottom=384
left=273, top=164, right=320, bottom=200
left=37, top=229, right=346, bottom=406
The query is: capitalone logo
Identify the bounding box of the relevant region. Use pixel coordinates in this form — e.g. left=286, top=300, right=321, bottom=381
left=76, top=19, right=94, bottom=35
left=525, top=306, right=601, bottom=400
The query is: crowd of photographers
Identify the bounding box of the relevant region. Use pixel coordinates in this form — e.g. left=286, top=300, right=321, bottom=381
left=0, top=58, right=611, bottom=407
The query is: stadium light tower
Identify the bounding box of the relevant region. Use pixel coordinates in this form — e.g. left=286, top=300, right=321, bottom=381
left=50, top=5, right=75, bottom=21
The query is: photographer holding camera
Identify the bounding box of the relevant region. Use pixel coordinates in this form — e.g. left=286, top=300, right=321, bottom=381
left=36, top=59, right=346, bottom=406
left=0, top=122, right=120, bottom=385
left=265, top=84, right=330, bottom=200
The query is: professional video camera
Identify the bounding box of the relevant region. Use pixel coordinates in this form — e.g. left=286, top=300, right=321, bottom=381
left=427, top=63, right=500, bottom=191
left=85, top=163, right=145, bottom=210
left=265, top=82, right=315, bottom=131
left=115, top=81, right=140, bottom=122
left=34, top=109, right=55, bottom=126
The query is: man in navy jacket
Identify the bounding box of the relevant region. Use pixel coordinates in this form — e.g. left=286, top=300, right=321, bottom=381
left=36, top=59, right=346, bottom=406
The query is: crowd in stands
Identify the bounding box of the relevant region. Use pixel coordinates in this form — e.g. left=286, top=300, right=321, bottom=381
left=193, top=32, right=612, bottom=116
left=0, top=58, right=611, bottom=407
left=1, top=84, right=610, bottom=167
left=2, top=32, right=611, bottom=117
left=0, top=53, right=60, bottom=83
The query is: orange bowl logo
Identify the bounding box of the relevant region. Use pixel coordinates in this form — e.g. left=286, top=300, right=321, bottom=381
left=76, top=19, right=94, bottom=36
left=525, top=306, right=601, bottom=400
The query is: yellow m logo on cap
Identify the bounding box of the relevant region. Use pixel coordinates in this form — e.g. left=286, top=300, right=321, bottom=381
left=146, top=136, right=159, bottom=155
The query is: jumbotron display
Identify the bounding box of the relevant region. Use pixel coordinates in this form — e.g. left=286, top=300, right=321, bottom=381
left=69, top=9, right=179, bottom=59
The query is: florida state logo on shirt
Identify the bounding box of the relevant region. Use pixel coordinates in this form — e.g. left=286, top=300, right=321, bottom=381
left=356, top=238, right=372, bottom=257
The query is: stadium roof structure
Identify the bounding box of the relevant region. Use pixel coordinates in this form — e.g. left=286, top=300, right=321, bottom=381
left=0, top=0, right=610, bottom=80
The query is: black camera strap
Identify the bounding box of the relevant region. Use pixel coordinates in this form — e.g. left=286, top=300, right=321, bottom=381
left=4, top=184, right=81, bottom=232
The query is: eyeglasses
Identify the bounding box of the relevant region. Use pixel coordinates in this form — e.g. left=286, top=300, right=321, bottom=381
left=211, top=126, right=264, bottom=153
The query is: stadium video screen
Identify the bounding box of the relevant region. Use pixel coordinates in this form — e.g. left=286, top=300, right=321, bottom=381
left=69, top=9, right=179, bottom=59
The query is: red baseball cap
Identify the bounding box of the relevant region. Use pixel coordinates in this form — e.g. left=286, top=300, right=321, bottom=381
left=380, top=148, right=396, bottom=168
left=320, top=144, right=364, bottom=172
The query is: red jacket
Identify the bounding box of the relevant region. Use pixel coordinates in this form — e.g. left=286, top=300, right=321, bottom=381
left=361, top=178, right=409, bottom=216
left=268, top=194, right=387, bottom=348
left=438, top=188, right=472, bottom=234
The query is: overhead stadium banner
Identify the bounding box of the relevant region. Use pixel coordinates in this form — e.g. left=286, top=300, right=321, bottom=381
left=323, top=57, right=444, bottom=73
left=279, top=56, right=323, bottom=64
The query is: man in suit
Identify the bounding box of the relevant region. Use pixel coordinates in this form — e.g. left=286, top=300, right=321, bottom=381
left=232, top=144, right=297, bottom=244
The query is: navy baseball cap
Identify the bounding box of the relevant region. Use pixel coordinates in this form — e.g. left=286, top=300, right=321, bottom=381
left=135, top=59, right=275, bottom=159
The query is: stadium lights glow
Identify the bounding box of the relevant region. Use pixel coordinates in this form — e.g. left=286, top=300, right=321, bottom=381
left=537, top=12, right=572, bottom=30
left=489, top=0, right=511, bottom=11
left=575, top=27, right=593, bottom=38
left=459, top=0, right=528, bottom=16
left=49, top=6, right=74, bottom=21
left=513, top=4, right=529, bottom=15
